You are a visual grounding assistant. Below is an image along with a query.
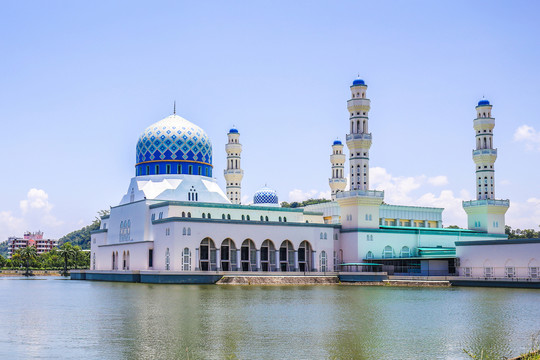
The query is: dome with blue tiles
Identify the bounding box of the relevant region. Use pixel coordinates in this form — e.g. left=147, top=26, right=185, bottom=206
left=253, top=187, right=279, bottom=206
left=478, top=99, right=490, bottom=106
left=333, top=140, right=342, bottom=146
left=229, top=128, right=238, bottom=134
left=352, top=78, right=365, bottom=86
left=135, top=114, right=213, bottom=177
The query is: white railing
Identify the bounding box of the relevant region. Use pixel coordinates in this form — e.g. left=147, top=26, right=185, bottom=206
left=462, top=199, right=509, bottom=207
left=336, top=189, right=384, bottom=199
left=346, top=133, right=372, bottom=141
left=472, top=149, right=497, bottom=156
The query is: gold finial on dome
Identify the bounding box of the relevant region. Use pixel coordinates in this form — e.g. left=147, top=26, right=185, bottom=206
left=173, top=101, right=176, bottom=115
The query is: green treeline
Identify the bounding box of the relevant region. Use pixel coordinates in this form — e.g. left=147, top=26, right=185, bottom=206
left=0, top=242, right=89, bottom=273
left=280, top=198, right=331, bottom=208
left=505, top=225, right=540, bottom=239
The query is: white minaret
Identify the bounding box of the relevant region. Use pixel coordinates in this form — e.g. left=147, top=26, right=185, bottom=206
left=329, top=140, right=346, bottom=200
left=463, top=99, right=509, bottom=234
left=473, top=100, right=496, bottom=200
left=346, top=78, right=372, bottom=191
left=224, top=128, right=243, bottom=204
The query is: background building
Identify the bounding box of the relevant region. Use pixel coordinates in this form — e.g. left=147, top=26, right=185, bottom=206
left=7, top=231, right=58, bottom=258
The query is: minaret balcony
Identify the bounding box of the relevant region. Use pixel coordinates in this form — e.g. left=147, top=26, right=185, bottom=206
left=336, top=189, right=384, bottom=199
left=224, top=169, right=244, bottom=175
left=329, top=178, right=346, bottom=184
left=346, top=133, right=372, bottom=141
left=472, top=149, right=497, bottom=156
left=462, top=199, right=509, bottom=208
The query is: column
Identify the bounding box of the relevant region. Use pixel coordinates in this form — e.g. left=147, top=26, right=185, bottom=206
left=195, top=248, right=199, bottom=271
left=312, top=250, right=317, bottom=272
left=275, top=250, right=280, bottom=272
left=294, top=250, right=299, bottom=272
left=236, top=249, right=241, bottom=271
left=256, top=249, right=261, bottom=271
left=215, top=248, right=221, bottom=271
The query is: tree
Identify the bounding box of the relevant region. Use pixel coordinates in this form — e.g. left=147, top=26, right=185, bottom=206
left=446, top=225, right=461, bottom=229
left=58, top=242, right=76, bottom=276
left=18, top=246, right=37, bottom=276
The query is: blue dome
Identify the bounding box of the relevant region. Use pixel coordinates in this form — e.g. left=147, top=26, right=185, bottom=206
left=352, top=78, right=365, bottom=86
left=229, top=128, right=238, bottom=134
left=253, top=187, right=279, bottom=205
left=333, top=140, right=342, bottom=145
left=135, top=115, right=213, bottom=177
left=478, top=99, right=490, bottom=106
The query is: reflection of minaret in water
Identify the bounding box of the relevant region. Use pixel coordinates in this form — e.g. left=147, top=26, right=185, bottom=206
left=224, top=127, right=243, bottom=204
left=346, top=77, right=372, bottom=191
left=329, top=140, right=346, bottom=200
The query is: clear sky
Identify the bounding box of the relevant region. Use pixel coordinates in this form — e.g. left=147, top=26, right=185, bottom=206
left=1, top=0, right=539, bottom=241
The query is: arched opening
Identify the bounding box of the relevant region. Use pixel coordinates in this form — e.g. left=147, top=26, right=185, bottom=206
left=528, top=258, right=539, bottom=278
left=220, top=238, right=237, bottom=271
left=199, top=238, right=217, bottom=271
left=227, top=214, right=231, bottom=220
left=279, top=240, right=295, bottom=272
left=122, top=251, right=126, bottom=270
left=112, top=252, right=116, bottom=270
left=182, top=211, right=186, bottom=217
left=489, top=137, right=492, bottom=148
left=261, top=239, right=276, bottom=271
left=240, top=239, right=257, bottom=271
left=363, top=120, right=367, bottom=133
left=165, top=248, right=170, bottom=270
left=298, top=241, right=313, bottom=272
left=366, top=251, right=374, bottom=260
left=356, top=120, right=360, bottom=133
left=126, top=251, right=130, bottom=270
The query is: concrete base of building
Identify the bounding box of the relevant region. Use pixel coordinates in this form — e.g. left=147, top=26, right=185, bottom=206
left=450, top=278, right=540, bottom=289
left=338, top=272, right=388, bottom=282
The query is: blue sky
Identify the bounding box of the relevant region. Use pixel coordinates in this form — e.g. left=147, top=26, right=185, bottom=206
left=1, top=0, right=539, bottom=241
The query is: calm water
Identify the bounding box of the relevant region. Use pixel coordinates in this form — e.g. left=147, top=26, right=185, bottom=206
left=1, top=277, right=539, bottom=360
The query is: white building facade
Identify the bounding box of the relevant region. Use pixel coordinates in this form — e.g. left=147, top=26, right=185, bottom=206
left=91, top=78, right=535, bottom=279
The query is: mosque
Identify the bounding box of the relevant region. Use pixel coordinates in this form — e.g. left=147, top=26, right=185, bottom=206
left=89, top=77, right=538, bottom=281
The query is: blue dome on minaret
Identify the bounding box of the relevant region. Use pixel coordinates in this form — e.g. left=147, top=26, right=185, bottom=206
left=135, top=114, right=213, bottom=177
left=253, top=187, right=279, bottom=206
left=478, top=99, right=490, bottom=106
left=352, top=78, right=366, bottom=86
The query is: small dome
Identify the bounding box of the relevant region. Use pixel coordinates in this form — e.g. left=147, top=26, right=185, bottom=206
left=333, top=140, right=342, bottom=146
left=478, top=99, right=490, bottom=106
left=229, top=128, right=238, bottom=134
left=253, top=187, right=279, bottom=205
left=352, top=78, right=365, bottom=86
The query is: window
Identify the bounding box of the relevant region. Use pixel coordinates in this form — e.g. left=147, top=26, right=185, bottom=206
left=463, top=267, right=472, bottom=277
left=151, top=213, right=155, bottom=221
left=320, top=232, right=324, bottom=239
left=198, top=166, right=202, bottom=175
left=178, top=164, right=182, bottom=174
left=165, top=248, right=170, bottom=270
left=182, top=211, right=186, bottom=217
left=505, top=266, right=515, bottom=278
left=324, top=233, right=327, bottom=240
left=382, top=246, right=393, bottom=259
left=529, top=267, right=539, bottom=279
left=146, top=165, right=150, bottom=175
left=260, top=216, right=264, bottom=221
left=188, top=212, right=191, bottom=218
left=484, top=267, right=493, bottom=278
left=265, top=216, right=269, bottom=221
left=183, top=248, right=191, bottom=271
left=222, top=214, right=225, bottom=219
left=319, top=251, right=327, bottom=272
left=159, top=212, right=163, bottom=220
left=183, top=227, right=186, bottom=235
left=283, top=217, right=287, bottom=222
left=366, top=251, right=374, bottom=260
left=202, top=213, right=206, bottom=219
left=227, top=214, right=231, bottom=220
left=208, top=213, right=211, bottom=219
left=166, top=164, right=171, bottom=174
left=400, top=246, right=410, bottom=258
left=187, top=227, right=191, bottom=236
left=246, top=215, right=250, bottom=221
left=155, top=165, right=159, bottom=174
left=188, top=165, right=193, bottom=175
left=148, top=249, right=153, bottom=268
left=242, top=215, right=245, bottom=221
